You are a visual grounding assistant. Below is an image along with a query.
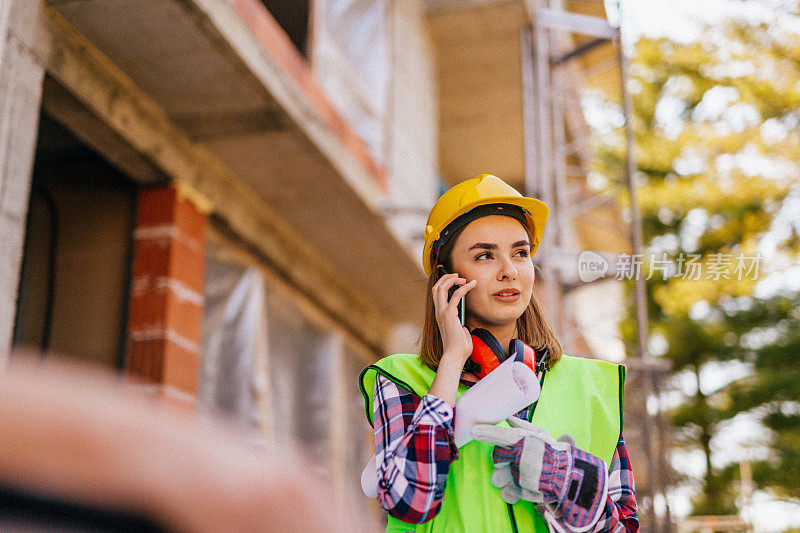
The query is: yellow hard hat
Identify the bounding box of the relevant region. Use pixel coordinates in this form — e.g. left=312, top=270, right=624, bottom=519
left=422, top=174, right=549, bottom=276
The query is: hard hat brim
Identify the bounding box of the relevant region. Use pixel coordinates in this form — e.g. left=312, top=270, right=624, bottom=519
left=422, top=195, right=549, bottom=276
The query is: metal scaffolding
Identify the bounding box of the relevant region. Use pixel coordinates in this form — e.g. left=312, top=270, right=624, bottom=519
left=521, top=1, right=674, bottom=530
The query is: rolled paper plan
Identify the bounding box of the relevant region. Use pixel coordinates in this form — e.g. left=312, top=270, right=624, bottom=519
left=452, top=358, right=540, bottom=447
left=361, top=356, right=541, bottom=498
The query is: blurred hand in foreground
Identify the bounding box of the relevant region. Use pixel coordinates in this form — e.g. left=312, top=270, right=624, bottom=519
left=0, top=352, right=373, bottom=533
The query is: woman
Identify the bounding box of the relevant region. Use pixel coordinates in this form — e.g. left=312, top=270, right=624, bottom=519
left=359, top=175, right=638, bottom=532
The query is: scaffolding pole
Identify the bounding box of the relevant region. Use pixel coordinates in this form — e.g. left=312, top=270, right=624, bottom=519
left=528, top=19, right=564, bottom=336
left=522, top=2, right=673, bottom=530
left=616, top=25, right=675, bottom=530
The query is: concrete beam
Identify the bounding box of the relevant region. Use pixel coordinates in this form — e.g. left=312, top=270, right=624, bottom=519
left=10, top=4, right=393, bottom=353
left=0, top=0, right=45, bottom=361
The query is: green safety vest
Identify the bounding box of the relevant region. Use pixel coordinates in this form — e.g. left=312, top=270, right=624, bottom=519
left=359, top=353, right=624, bottom=533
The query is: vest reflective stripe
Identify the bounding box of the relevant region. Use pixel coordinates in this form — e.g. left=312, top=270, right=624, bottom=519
left=359, top=353, right=624, bottom=533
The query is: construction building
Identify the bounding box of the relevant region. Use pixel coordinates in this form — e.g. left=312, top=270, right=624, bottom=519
left=0, top=0, right=668, bottom=528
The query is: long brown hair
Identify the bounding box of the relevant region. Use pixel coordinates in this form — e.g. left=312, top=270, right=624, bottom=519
left=419, top=221, right=563, bottom=371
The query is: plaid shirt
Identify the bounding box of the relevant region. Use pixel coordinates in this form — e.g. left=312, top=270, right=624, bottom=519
left=373, top=374, right=639, bottom=531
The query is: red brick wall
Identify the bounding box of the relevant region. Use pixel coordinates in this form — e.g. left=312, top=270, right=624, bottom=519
left=127, top=186, right=207, bottom=397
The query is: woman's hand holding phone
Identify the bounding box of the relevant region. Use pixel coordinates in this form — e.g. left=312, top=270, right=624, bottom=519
left=429, top=270, right=476, bottom=406
left=432, top=270, right=476, bottom=365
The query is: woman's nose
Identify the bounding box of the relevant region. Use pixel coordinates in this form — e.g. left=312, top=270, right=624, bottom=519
left=497, top=258, right=518, bottom=280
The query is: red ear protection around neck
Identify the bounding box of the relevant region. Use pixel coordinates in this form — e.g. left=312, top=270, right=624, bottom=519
left=467, top=328, right=539, bottom=379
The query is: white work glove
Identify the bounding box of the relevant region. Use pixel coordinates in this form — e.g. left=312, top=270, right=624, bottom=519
left=471, top=417, right=608, bottom=531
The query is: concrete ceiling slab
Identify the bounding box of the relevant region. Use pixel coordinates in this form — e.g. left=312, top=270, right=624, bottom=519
left=53, top=0, right=267, bottom=118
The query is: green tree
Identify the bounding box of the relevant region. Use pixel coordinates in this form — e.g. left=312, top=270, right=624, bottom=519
left=589, top=5, right=800, bottom=516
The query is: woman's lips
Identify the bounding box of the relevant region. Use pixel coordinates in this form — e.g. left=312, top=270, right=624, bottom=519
left=492, top=290, right=521, bottom=303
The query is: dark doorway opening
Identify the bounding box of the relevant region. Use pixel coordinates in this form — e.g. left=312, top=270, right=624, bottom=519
left=13, top=111, right=138, bottom=369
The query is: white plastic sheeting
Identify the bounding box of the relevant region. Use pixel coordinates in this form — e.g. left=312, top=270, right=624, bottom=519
left=201, top=249, right=377, bottom=517
left=312, top=0, right=389, bottom=161
left=200, top=251, right=340, bottom=463
left=265, top=289, right=333, bottom=463
left=200, top=255, right=270, bottom=428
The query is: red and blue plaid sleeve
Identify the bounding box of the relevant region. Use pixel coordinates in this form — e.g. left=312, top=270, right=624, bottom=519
left=594, top=435, right=639, bottom=532
left=373, top=374, right=459, bottom=524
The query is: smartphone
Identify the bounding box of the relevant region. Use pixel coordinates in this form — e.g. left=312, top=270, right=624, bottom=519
left=438, top=265, right=466, bottom=326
